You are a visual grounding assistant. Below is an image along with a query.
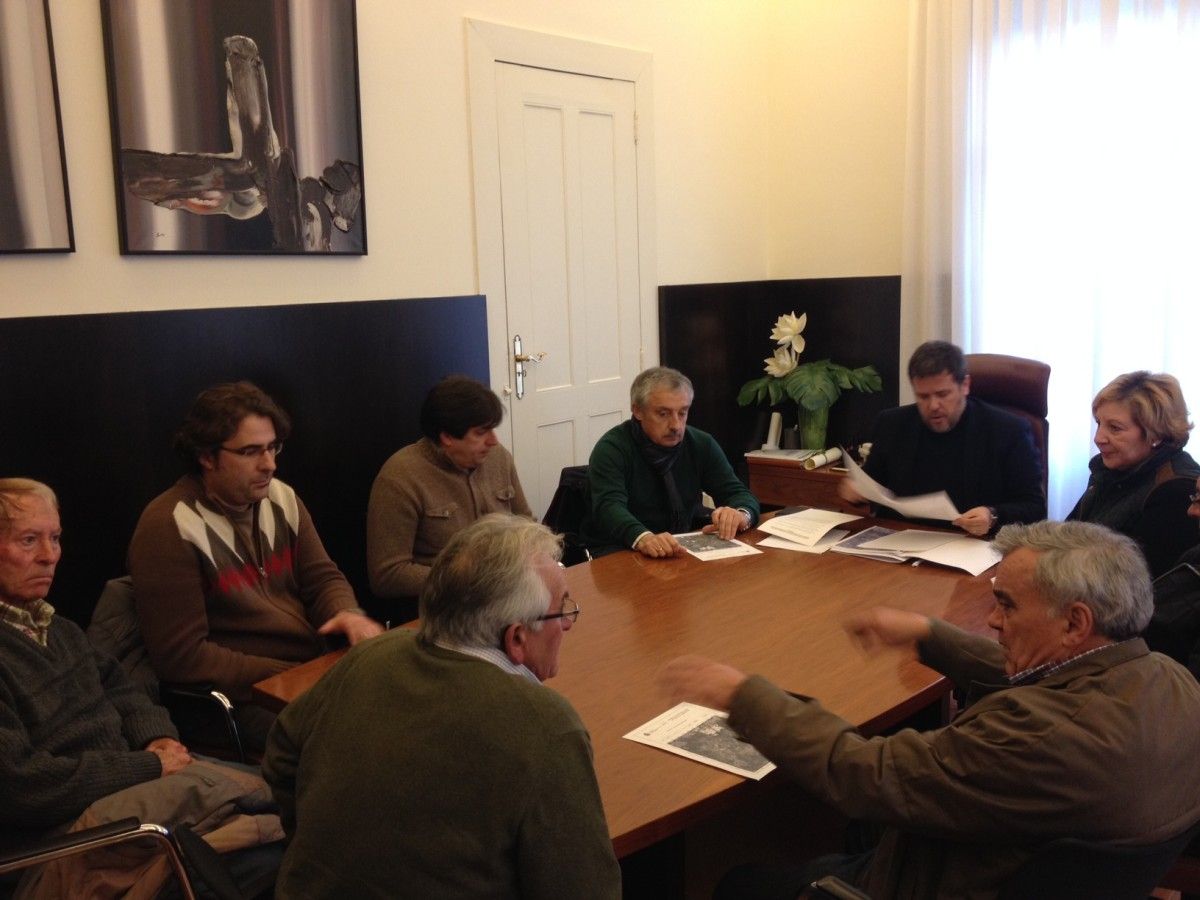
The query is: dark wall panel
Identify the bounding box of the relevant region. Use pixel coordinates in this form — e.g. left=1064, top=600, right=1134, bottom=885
left=659, top=277, right=901, bottom=473
left=0, top=296, right=488, bottom=624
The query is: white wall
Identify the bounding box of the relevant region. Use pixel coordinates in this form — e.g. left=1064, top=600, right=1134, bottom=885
left=0, top=0, right=907, bottom=320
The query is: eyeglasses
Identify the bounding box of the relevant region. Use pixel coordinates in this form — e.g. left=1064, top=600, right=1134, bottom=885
left=218, top=441, right=284, bottom=459
left=537, top=595, right=580, bottom=625
left=1190, top=492, right=1200, bottom=504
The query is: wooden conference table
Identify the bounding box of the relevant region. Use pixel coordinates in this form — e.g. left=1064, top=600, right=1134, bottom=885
left=254, top=518, right=998, bottom=859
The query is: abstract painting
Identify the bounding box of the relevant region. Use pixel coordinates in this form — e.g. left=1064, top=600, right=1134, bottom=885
left=0, top=0, right=74, bottom=253
left=101, top=0, right=367, bottom=255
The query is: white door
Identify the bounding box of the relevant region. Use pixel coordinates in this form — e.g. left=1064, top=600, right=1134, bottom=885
left=494, top=62, right=643, bottom=517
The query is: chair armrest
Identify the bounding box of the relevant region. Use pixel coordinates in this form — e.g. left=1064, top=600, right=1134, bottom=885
left=801, top=875, right=873, bottom=900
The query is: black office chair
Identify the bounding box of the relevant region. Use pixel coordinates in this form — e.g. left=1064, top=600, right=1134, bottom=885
left=965, top=352, right=1051, bottom=497
left=997, top=821, right=1200, bottom=900
left=88, top=577, right=248, bottom=763
left=798, top=820, right=1200, bottom=900
left=542, top=465, right=593, bottom=566
left=0, top=817, right=243, bottom=900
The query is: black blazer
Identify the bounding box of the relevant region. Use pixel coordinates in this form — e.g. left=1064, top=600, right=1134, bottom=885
left=863, top=397, right=1046, bottom=527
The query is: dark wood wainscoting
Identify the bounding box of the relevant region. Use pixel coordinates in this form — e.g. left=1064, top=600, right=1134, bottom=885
left=659, top=277, right=901, bottom=477
left=0, top=295, right=489, bottom=624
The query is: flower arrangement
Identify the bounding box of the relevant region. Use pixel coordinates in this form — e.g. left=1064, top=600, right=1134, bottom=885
left=738, top=311, right=881, bottom=448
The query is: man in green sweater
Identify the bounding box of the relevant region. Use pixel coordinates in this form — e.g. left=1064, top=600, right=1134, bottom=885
left=580, top=366, right=760, bottom=558
left=264, top=514, right=620, bottom=899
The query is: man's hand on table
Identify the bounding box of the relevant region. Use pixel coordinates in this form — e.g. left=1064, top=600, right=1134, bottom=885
left=659, top=655, right=749, bottom=712
left=702, top=506, right=752, bottom=541
left=146, top=737, right=193, bottom=776
left=319, top=610, right=385, bottom=645
left=634, top=532, right=687, bottom=559
left=844, top=607, right=932, bottom=654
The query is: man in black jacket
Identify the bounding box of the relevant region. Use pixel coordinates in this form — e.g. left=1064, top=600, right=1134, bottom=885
left=839, top=341, right=1046, bottom=535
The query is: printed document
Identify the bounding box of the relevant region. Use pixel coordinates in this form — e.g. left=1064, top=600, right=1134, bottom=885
left=835, top=527, right=1001, bottom=576
left=842, top=453, right=961, bottom=521
left=625, top=703, right=776, bottom=780
left=758, top=508, right=862, bottom=547
left=675, top=532, right=762, bottom=560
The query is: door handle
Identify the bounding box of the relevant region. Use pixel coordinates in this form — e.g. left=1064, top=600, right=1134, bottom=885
left=513, top=335, right=548, bottom=399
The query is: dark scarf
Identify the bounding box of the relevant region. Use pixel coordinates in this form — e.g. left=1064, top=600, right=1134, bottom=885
left=1074, top=444, right=1182, bottom=521
left=627, top=418, right=691, bottom=533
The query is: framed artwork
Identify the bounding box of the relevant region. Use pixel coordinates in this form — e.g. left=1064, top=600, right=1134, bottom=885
left=0, top=0, right=75, bottom=253
left=100, top=0, right=367, bottom=255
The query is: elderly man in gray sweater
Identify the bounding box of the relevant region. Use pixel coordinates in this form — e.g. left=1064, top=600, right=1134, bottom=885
left=0, top=478, right=190, bottom=845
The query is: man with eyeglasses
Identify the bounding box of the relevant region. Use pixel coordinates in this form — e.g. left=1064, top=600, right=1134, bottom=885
left=128, top=381, right=382, bottom=749
left=264, top=514, right=619, bottom=898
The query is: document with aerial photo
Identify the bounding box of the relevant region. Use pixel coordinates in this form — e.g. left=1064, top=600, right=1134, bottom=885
left=624, top=702, right=776, bottom=780
left=674, top=532, right=762, bottom=561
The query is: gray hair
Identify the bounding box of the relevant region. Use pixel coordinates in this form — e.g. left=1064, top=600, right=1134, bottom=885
left=0, top=479, right=59, bottom=535
left=418, top=514, right=563, bottom=647
left=631, top=366, right=693, bottom=409
left=993, top=520, right=1153, bottom=639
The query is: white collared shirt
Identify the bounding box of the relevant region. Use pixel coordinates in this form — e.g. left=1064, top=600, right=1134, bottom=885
left=432, top=639, right=541, bottom=685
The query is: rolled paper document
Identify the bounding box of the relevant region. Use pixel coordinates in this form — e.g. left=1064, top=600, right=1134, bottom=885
left=762, top=411, right=783, bottom=450
left=804, top=447, right=843, bottom=469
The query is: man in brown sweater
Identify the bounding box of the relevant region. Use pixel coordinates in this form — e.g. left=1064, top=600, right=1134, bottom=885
left=128, top=382, right=381, bottom=748
left=366, top=375, right=531, bottom=618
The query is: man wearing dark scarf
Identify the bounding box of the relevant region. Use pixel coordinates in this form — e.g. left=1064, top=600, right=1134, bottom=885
left=580, top=367, right=759, bottom=558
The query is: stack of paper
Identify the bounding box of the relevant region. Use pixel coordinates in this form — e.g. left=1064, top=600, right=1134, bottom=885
left=744, top=448, right=817, bottom=461
left=832, top=526, right=1001, bottom=576
left=757, top=508, right=862, bottom=554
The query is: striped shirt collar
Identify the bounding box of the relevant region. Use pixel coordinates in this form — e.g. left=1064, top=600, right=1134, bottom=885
left=432, top=639, right=541, bottom=685
left=1008, top=639, right=1130, bottom=686
left=0, top=597, right=55, bottom=647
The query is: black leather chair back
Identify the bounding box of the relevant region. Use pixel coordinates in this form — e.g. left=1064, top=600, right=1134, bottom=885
left=999, top=820, right=1200, bottom=900
left=966, top=352, right=1051, bottom=496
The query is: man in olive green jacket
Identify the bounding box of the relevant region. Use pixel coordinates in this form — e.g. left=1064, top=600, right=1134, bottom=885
left=664, top=520, right=1200, bottom=899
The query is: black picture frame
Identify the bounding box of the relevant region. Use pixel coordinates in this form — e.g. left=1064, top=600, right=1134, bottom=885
left=99, top=0, right=368, bottom=255
left=0, top=0, right=75, bottom=253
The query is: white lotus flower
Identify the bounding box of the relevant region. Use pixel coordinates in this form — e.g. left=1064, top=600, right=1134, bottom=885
left=763, top=346, right=798, bottom=378
left=770, top=311, right=807, bottom=354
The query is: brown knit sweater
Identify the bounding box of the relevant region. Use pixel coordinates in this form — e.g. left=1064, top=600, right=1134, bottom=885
left=127, top=475, right=357, bottom=700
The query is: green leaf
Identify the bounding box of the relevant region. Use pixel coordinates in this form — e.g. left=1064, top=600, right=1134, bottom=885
left=783, top=363, right=841, bottom=410
left=737, top=378, right=769, bottom=406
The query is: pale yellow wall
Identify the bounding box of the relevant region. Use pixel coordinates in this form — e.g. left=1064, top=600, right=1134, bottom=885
left=766, top=0, right=909, bottom=278
left=1, top=0, right=905, bottom=319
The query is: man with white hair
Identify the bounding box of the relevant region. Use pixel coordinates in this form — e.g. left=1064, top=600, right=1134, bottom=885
left=264, top=514, right=620, bottom=898
left=0, top=478, right=282, bottom=896
left=663, top=520, right=1200, bottom=899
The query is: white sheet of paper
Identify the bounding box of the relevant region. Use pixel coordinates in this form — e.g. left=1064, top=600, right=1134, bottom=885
left=859, top=530, right=959, bottom=553
left=674, top=532, right=762, bottom=560
left=744, top=448, right=817, bottom=461
left=758, top=508, right=861, bottom=546
left=830, top=525, right=909, bottom=562
left=624, top=702, right=776, bottom=780
left=911, top=538, right=1002, bottom=577
left=758, top=530, right=849, bottom=554
left=842, top=454, right=962, bottom=521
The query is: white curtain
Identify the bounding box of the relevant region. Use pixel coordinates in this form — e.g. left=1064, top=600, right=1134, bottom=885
left=903, top=0, right=1200, bottom=518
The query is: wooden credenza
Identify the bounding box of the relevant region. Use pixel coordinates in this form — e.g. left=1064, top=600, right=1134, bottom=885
left=745, top=454, right=857, bottom=511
